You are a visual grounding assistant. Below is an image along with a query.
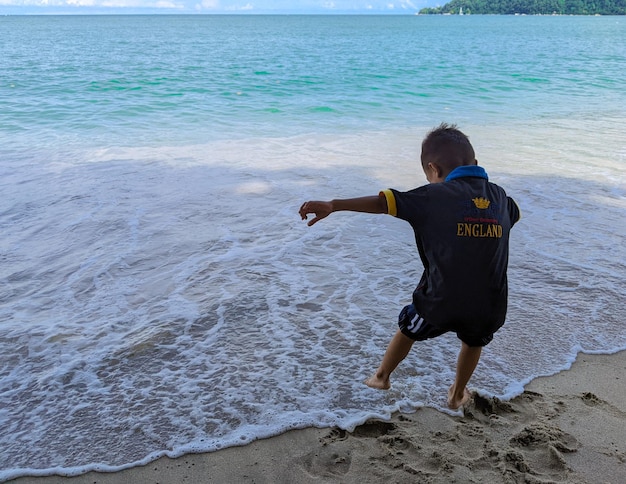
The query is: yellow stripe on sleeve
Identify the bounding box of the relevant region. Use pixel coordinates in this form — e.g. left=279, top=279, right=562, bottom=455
left=380, top=189, right=397, bottom=217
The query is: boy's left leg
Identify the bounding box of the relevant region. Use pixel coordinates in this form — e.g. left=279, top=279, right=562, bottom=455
left=447, top=341, right=482, bottom=409
left=365, top=329, right=414, bottom=390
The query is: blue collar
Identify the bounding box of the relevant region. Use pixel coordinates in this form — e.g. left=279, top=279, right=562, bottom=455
left=445, top=165, right=489, bottom=182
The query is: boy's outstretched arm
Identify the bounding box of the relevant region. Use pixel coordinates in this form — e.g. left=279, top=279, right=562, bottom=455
left=299, top=194, right=388, bottom=226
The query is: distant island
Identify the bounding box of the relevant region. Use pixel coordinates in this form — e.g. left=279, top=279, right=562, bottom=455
left=419, top=0, right=626, bottom=15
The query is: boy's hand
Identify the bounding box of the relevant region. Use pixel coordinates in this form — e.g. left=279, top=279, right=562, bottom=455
left=299, top=201, right=332, bottom=226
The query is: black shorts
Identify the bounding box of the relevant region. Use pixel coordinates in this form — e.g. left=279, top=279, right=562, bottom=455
left=397, top=304, right=494, bottom=347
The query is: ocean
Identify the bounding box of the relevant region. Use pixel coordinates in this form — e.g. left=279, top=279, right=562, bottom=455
left=1, top=14, right=624, bottom=481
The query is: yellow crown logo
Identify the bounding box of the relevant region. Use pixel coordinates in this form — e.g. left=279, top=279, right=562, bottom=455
left=472, top=197, right=491, bottom=209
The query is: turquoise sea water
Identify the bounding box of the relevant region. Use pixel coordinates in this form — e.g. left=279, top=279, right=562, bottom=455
left=1, top=15, right=625, bottom=480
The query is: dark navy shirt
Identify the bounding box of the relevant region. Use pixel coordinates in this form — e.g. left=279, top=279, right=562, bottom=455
left=381, top=166, right=520, bottom=338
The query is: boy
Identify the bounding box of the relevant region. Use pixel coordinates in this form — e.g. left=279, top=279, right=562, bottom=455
left=299, top=123, right=520, bottom=410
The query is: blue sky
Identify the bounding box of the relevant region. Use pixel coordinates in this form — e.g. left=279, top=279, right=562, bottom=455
left=0, top=0, right=443, bottom=14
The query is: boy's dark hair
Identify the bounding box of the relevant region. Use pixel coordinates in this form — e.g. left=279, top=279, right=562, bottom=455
left=421, top=123, right=476, bottom=174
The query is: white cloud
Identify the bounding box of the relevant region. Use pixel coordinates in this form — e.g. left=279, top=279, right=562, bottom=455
left=196, top=1, right=253, bottom=11
left=65, top=0, right=97, bottom=5
left=195, top=0, right=254, bottom=12
left=225, top=2, right=252, bottom=9
left=239, top=3, right=252, bottom=9
left=155, top=0, right=183, bottom=7
left=0, top=0, right=437, bottom=11
left=99, top=0, right=182, bottom=6
left=100, top=0, right=142, bottom=6
left=399, top=0, right=417, bottom=8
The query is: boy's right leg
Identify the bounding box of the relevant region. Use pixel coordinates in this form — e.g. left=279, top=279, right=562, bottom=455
left=447, top=341, right=482, bottom=409
left=365, top=329, right=414, bottom=390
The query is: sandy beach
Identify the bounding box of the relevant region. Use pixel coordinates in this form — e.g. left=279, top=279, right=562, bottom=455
left=9, top=350, right=625, bottom=484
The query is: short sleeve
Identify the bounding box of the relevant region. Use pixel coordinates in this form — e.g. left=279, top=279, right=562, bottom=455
left=508, top=197, right=521, bottom=226
left=380, top=189, right=397, bottom=217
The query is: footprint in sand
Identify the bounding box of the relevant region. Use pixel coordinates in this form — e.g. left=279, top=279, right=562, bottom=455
left=581, top=391, right=602, bottom=406
left=510, top=423, right=580, bottom=453
left=303, top=430, right=353, bottom=478
left=463, top=392, right=515, bottom=422
left=579, top=391, right=626, bottom=418
left=299, top=448, right=353, bottom=478
left=507, top=423, right=580, bottom=478
left=352, top=420, right=396, bottom=438
left=320, top=428, right=348, bottom=445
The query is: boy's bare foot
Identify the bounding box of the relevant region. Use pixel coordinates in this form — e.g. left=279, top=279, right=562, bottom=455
left=364, top=373, right=390, bottom=390
left=447, top=386, right=472, bottom=410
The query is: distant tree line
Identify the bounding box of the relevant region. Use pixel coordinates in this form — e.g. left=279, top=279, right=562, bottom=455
left=419, top=0, right=626, bottom=15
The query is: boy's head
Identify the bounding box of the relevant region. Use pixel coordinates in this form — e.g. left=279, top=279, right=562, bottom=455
left=421, top=123, right=477, bottom=183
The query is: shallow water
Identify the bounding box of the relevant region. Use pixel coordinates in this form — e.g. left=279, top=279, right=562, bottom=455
left=0, top=14, right=625, bottom=481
